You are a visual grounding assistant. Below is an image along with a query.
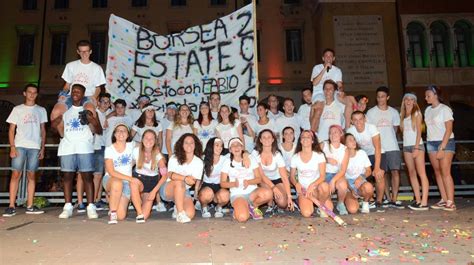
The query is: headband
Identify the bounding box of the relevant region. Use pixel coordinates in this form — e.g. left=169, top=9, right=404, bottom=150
left=141, top=105, right=156, bottom=113
left=403, top=93, right=417, bottom=101
left=228, top=137, right=243, bottom=147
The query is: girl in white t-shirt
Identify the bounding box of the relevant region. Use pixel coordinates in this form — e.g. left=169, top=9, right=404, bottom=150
left=253, top=129, right=294, bottom=214
left=255, top=102, right=277, bottom=135
left=193, top=102, right=217, bottom=148
left=424, top=85, right=456, bottom=211
left=103, top=124, right=136, bottom=224
left=342, top=133, right=374, bottom=214
left=130, top=104, right=163, bottom=147
left=220, top=138, right=272, bottom=222
left=400, top=93, right=429, bottom=210
left=130, top=130, right=167, bottom=223
left=279, top=126, right=296, bottom=172
left=215, top=105, right=244, bottom=152
left=289, top=130, right=329, bottom=218
left=160, top=133, right=204, bottom=223
left=321, top=125, right=349, bottom=215
left=166, top=104, right=194, bottom=155
left=198, top=137, right=230, bottom=218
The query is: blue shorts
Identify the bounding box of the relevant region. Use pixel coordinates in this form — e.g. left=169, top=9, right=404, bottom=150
left=426, top=138, right=455, bottom=154
left=347, top=176, right=367, bottom=197
left=403, top=144, right=426, bottom=153
left=11, top=147, right=40, bottom=172
left=102, top=174, right=131, bottom=199
left=60, top=153, right=94, bottom=172
left=94, top=147, right=105, bottom=174
left=325, top=172, right=337, bottom=183
left=159, top=181, right=191, bottom=202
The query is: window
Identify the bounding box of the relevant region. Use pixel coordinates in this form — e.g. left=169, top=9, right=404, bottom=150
left=92, top=0, right=107, bottom=8
left=54, top=0, right=69, bottom=9
left=284, top=0, right=300, bottom=4
left=211, top=0, right=226, bottom=5
left=23, top=0, right=37, bottom=10
left=171, top=0, right=186, bottom=6
left=90, top=32, right=106, bottom=64
left=50, top=33, right=68, bottom=65
left=131, top=0, right=147, bottom=7
left=454, top=20, right=474, bottom=67
left=430, top=21, right=452, bottom=68
left=406, top=22, right=429, bottom=68
left=18, top=35, right=35, bottom=65
left=286, top=29, right=302, bottom=62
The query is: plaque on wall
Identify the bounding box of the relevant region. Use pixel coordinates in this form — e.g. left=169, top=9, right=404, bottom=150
left=333, top=16, right=388, bottom=91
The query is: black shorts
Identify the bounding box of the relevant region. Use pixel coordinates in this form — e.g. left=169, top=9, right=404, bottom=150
left=200, top=182, right=221, bottom=194
left=132, top=170, right=159, bottom=193
left=368, top=153, right=388, bottom=172
left=271, top=178, right=283, bottom=185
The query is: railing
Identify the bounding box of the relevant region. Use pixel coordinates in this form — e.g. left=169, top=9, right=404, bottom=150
left=0, top=141, right=473, bottom=205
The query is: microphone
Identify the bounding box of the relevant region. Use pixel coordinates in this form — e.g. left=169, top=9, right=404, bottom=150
left=327, top=65, right=331, bottom=73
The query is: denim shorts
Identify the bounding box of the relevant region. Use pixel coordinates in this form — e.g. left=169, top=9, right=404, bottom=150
left=159, top=181, right=191, bottom=202
left=11, top=147, right=40, bottom=172
left=347, top=176, right=367, bottom=197
left=403, top=144, right=426, bottom=153
left=426, top=138, right=456, bottom=154
left=60, top=153, right=94, bottom=172
left=102, top=174, right=131, bottom=199
left=94, top=147, right=105, bottom=174
left=325, top=172, right=337, bottom=183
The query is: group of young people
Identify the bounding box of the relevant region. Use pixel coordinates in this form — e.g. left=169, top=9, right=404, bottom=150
left=3, top=41, right=457, bottom=225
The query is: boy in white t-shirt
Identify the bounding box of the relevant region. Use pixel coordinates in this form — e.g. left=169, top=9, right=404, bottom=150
left=367, top=86, right=403, bottom=209
left=238, top=95, right=257, bottom=152
left=316, top=80, right=345, bottom=142
left=209, top=92, right=221, bottom=120
left=3, top=84, right=47, bottom=217
left=297, top=87, right=313, bottom=131
left=50, top=40, right=106, bottom=137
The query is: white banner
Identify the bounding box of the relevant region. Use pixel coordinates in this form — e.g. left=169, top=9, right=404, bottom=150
left=105, top=4, right=257, bottom=114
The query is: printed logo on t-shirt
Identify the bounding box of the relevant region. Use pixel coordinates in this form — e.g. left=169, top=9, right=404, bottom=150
left=22, top=113, right=38, bottom=124
left=322, top=110, right=336, bottom=120
left=65, top=118, right=83, bottom=132
left=114, top=154, right=132, bottom=168
left=200, top=129, right=212, bottom=139
left=73, top=72, right=91, bottom=87
left=346, top=165, right=364, bottom=178
left=376, top=118, right=392, bottom=128
left=299, top=169, right=316, bottom=179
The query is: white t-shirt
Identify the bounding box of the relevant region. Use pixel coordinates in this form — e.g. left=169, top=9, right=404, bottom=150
left=290, top=151, right=326, bottom=189
left=347, top=124, right=383, bottom=156
left=132, top=146, right=164, bottom=176
left=268, top=110, right=283, bottom=120
left=367, top=106, right=400, bottom=152
left=402, top=111, right=424, bottom=147
left=322, top=142, right=347, bottom=174
left=61, top=60, right=106, bottom=97
left=160, top=117, right=173, bottom=155
left=310, top=64, right=342, bottom=102
left=104, top=142, right=134, bottom=178
left=215, top=120, right=241, bottom=149
left=254, top=118, right=277, bottom=135
left=240, top=113, right=257, bottom=153
left=221, top=156, right=258, bottom=196
left=104, top=115, right=134, bottom=147
left=167, top=122, right=193, bottom=154
left=193, top=120, right=218, bottom=148
left=318, top=100, right=345, bottom=142
left=251, top=150, right=286, bottom=181
left=94, top=108, right=111, bottom=150
left=6, top=104, right=47, bottom=149
left=424, top=104, right=454, bottom=141
left=297, top=103, right=312, bottom=131
left=202, top=155, right=226, bottom=185
left=345, top=150, right=371, bottom=180
left=211, top=111, right=219, bottom=120
left=131, top=123, right=163, bottom=143
left=279, top=143, right=296, bottom=171
left=58, top=106, right=94, bottom=156
left=168, top=155, right=204, bottom=189
left=276, top=114, right=302, bottom=142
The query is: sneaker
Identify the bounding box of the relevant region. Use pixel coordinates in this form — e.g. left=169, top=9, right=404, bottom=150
left=443, top=201, right=456, bottom=212
left=361, top=202, right=370, bottom=214
left=317, top=208, right=328, bottom=218
left=94, top=200, right=108, bottom=211
left=382, top=199, right=390, bottom=208
left=171, top=205, right=177, bottom=219
left=389, top=201, right=405, bottom=209
left=368, top=201, right=376, bottom=209
left=249, top=205, right=263, bottom=220
left=176, top=211, right=191, bottom=223
left=431, top=200, right=446, bottom=210
left=108, top=211, right=118, bottom=224
left=87, top=204, right=98, bottom=219
left=3, top=207, right=16, bottom=217
left=76, top=203, right=86, bottom=213
left=214, top=205, right=224, bottom=218
left=195, top=201, right=202, bottom=211
left=136, top=214, right=146, bottom=223
left=408, top=202, right=429, bottom=211
left=201, top=206, right=211, bottom=218
left=26, top=206, right=44, bottom=215
left=264, top=205, right=275, bottom=217
left=336, top=202, right=348, bottom=215
left=59, top=203, right=73, bottom=219
left=374, top=202, right=386, bottom=212
left=155, top=202, right=167, bottom=212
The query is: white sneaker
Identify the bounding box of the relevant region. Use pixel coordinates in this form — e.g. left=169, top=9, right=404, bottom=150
left=108, top=211, right=118, bottom=224
left=171, top=205, right=177, bottom=219
left=195, top=201, right=202, bottom=211
left=201, top=206, right=211, bottom=218
left=87, top=203, right=98, bottom=219
left=214, top=205, right=224, bottom=218
left=176, top=211, right=191, bottom=223
left=59, top=203, right=73, bottom=219
left=156, top=202, right=167, bottom=212
left=361, top=202, right=370, bottom=214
